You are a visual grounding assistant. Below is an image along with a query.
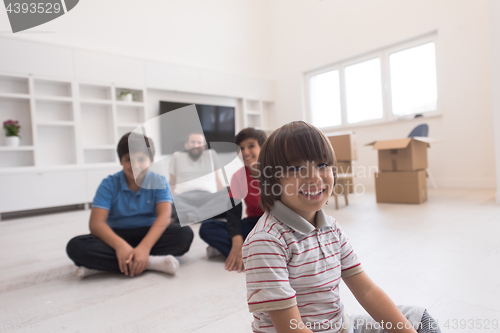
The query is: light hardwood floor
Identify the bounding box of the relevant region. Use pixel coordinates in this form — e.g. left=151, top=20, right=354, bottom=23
left=1, top=188, right=499, bottom=333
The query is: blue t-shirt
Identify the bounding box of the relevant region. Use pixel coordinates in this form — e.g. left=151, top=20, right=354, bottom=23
left=92, top=170, right=173, bottom=229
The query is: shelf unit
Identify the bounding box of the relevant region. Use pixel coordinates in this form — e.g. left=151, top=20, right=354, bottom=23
left=33, top=78, right=72, bottom=99
left=32, top=78, right=78, bottom=167
left=0, top=74, right=34, bottom=168
left=0, top=144, right=34, bottom=168
left=0, top=73, right=147, bottom=170
left=0, top=74, right=29, bottom=95
left=240, top=98, right=275, bottom=134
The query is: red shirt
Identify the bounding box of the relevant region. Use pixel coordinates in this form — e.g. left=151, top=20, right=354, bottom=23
left=229, top=166, right=264, bottom=218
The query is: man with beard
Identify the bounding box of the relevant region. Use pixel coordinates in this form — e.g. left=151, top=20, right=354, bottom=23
left=169, top=132, right=226, bottom=225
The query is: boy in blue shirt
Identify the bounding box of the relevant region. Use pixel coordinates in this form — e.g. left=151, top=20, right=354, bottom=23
left=66, top=132, right=194, bottom=278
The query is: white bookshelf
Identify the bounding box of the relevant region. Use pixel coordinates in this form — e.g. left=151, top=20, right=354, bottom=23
left=0, top=150, right=34, bottom=168
left=84, top=148, right=116, bottom=164
left=32, top=78, right=78, bottom=168
left=116, top=104, right=145, bottom=124
left=79, top=83, right=148, bottom=164
left=241, top=98, right=274, bottom=133
left=37, top=121, right=75, bottom=127
left=33, top=79, right=72, bottom=99
left=81, top=103, right=114, bottom=146
left=0, top=75, right=29, bottom=95
left=35, top=100, right=74, bottom=122
left=79, top=84, right=112, bottom=101
left=0, top=146, right=34, bottom=151
left=262, top=101, right=275, bottom=135
left=0, top=75, right=35, bottom=168
left=36, top=125, right=77, bottom=166
left=116, top=87, right=144, bottom=103
left=0, top=96, right=33, bottom=145
left=0, top=73, right=147, bottom=170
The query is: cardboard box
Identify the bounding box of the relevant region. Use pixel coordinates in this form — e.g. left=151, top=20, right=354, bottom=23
left=366, top=137, right=435, bottom=172
left=375, top=170, right=427, bottom=204
left=328, top=132, right=357, bottom=161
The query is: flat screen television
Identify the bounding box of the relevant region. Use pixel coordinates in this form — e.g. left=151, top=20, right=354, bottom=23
left=159, top=101, right=236, bottom=155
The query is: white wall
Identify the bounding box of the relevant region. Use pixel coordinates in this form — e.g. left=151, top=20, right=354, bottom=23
left=0, top=0, right=274, bottom=80
left=0, top=36, right=275, bottom=100
left=489, top=0, right=500, bottom=202
left=269, top=0, right=496, bottom=189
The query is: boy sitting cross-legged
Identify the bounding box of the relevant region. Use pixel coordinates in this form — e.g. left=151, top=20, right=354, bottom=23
left=66, top=132, right=194, bottom=278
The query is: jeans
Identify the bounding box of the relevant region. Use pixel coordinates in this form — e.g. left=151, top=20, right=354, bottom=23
left=198, top=217, right=259, bottom=257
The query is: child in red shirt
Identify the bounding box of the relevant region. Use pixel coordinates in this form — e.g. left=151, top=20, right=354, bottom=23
left=199, top=128, right=267, bottom=272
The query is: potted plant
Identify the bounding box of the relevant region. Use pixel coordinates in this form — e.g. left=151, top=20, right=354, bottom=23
left=3, top=120, right=21, bottom=147
left=118, top=91, right=134, bottom=102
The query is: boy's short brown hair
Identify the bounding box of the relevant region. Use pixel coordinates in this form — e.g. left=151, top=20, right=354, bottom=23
left=117, top=132, right=156, bottom=161
left=258, top=121, right=337, bottom=211
left=235, top=127, right=267, bottom=147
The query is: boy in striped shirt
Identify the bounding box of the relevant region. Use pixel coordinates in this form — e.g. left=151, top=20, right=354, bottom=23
left=242, top=121, right=440, bottom=333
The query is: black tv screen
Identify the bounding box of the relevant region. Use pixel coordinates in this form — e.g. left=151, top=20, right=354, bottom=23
left=159, top=101, right=236, bottom=155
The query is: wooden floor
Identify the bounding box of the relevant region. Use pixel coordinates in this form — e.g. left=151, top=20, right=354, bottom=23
left=1, top=188, right=499, bottom=333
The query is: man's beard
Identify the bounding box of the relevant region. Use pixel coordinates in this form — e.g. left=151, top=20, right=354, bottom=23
left=187, top=147, right=203, bottom=159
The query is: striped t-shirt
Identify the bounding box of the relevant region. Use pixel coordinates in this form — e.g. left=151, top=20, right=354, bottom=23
left=242, top=200, right=363, bottom=333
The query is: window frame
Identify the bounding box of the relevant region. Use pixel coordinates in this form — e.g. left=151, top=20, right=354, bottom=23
left=304, top=32, right=440, bottom=131
left=308, top=67, right=343, bottom=128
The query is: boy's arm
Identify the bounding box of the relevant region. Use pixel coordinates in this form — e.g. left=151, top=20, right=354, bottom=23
left=128, top=201, right=172, bottom=276
left=225, top=203, right=244, bottom=272
left=343, top=271, right=418, bottom=333
left=89, top=207, right=134, bottom=275
left=268, top=306, right=314, bottom=333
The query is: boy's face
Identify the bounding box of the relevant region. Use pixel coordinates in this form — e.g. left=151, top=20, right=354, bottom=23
left=239, top=138, right=261, bottom=170
left=279, top=160, right=334, bottom=224
left=120, top=152, right=152, bottom=183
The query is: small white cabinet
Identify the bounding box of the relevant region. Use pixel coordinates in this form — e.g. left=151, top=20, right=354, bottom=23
left=0, top=171, right=87, bottom=212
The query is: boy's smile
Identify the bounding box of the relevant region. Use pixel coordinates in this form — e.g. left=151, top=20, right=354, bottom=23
left=239, top=138, right=260, bottom=170
left=280, top=161, right=334, bottom=225
left=298, top=185, right=328, bottom=200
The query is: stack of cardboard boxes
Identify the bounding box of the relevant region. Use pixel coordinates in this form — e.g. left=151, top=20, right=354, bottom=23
left=367, top=137, right=434, bottom=204
left=327, top=132, right=357, bottom=195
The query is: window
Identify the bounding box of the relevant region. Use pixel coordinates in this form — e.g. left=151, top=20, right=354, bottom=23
left=306, top=34, right=438, bottom=129
left=389, top=43, right=437, bottom=116
left=345, top=58, right=383, bottom=123
left=309, top=70, right=341, bottom=128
